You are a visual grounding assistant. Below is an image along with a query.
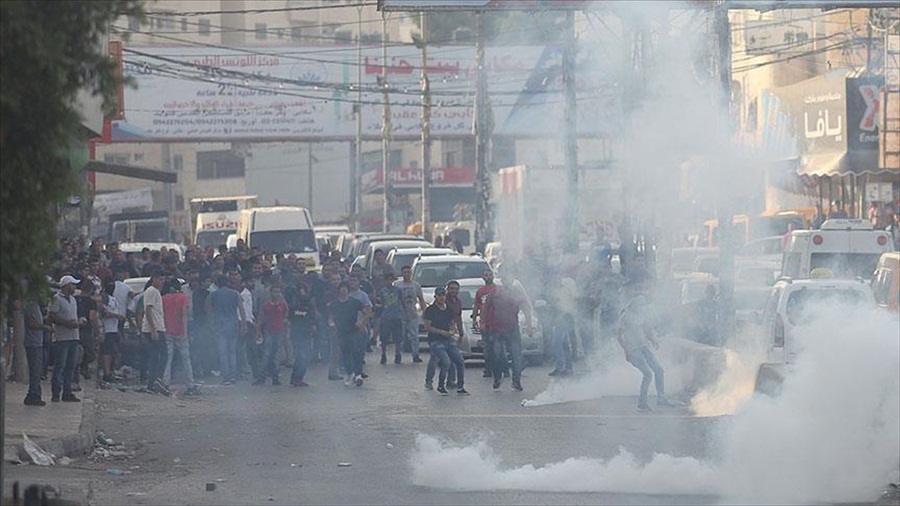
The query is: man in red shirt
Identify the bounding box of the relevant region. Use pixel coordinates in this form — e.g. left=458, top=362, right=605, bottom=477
left=472, top=268, right=499, bottom=378
left=484, top=279, right=533, bottom=391
left=256, top=285, right=289, bottom=385
left=162, top=279, right=199, bottom=395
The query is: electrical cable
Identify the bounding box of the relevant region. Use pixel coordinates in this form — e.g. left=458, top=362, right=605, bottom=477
left=146, top=2, right=378, bottom=17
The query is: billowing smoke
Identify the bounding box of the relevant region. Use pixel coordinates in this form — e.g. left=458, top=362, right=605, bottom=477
left=409, top=305, right=900, bottom=504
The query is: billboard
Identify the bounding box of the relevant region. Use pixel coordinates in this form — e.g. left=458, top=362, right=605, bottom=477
left=113, top=44, right=621, bottom=142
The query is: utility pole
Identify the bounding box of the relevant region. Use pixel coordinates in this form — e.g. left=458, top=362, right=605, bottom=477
left=474, top=11, right=492, bottom=253
left=715, top=4, right=735, bottom=346
left=308, top=142, right=314, bottom=216
left=380, top=12, right=392, bottom=233
left=352, top=4, right=363, bottom=232
left=563, top=10, right=579, bottom=250
left=420, top=12, right=432, bottom=241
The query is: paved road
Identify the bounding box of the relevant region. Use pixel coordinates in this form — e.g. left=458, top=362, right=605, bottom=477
left=5, top=357, right=724, bottom=505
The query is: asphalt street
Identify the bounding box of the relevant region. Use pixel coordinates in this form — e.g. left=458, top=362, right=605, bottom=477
left=5, top=356, right=725, bottom=505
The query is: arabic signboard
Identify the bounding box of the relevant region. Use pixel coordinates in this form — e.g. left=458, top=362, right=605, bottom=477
left=762, top=72, right=886, bottom=177
left=360, top=166, right=475, bottom=192
left=114, top=44, right=620, bottom=142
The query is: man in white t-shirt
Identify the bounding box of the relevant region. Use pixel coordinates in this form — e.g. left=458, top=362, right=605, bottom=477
left=142, top=271, right=168, bottom=394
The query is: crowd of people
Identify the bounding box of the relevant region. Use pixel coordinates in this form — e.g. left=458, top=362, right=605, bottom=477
left=12, top=234, right=630, bottom=407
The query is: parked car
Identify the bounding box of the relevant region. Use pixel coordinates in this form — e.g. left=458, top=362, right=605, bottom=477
left=410, top=255, right=493, bottom=290
left=385, top=247, right=456, bottom=274
left=363, top=239, right=433, bottom=276
left=754, top=276, right=875, bottom=396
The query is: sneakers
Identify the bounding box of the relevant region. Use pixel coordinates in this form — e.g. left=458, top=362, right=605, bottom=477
left=71, top=384, right=82, bottom=392
left=149, top=379, right=171, bottom=396
left=292, top=380, right=310, bottom=387
left=511, top=382, right=523, bottom=391
left=61, top=394, right=81, bottom=403
left=492, top=378, right=502, bottom=390
left=380, top=354, right=387, bottom=365
left=344, top=376, right=353, bottom=387
left=354, top=374, right=363, bottom=387
left=637, top=402, right=652, bottom=412
left=482, top=370, right=492, bottom=378
left=456, top=388, right=470, bottom=395
left=394, top=355, right=401, bottom=364
left=436, top=386, right=449, bottom=395
left=412, top=356, right=423, bottom=363
left=51, top=395, right=60, bottom=403
left=24, top=397, right=46, bottom=406
left=657, top=399, right=679, bottom=408
left=424, top=381, right=433, bottom=391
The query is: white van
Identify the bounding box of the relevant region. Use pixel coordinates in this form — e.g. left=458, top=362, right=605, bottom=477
left=237, top=206, right=319, bottom=267
left=781, top=219, right=893, bottom=280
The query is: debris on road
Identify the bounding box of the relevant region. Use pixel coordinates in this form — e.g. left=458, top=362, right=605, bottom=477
left=22, top=433, right=55, bottom=466
left=173, top=457, right=182, bottom=463
left=205, top=483, right=216, bottom=492
left=57, top=456, right=73, bottom=466
left=338, top=462, right=352, bottom=467
left=386, top=443, right=394, bottom=449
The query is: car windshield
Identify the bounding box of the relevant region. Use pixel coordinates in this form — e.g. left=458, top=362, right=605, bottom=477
left=195, top=230, right=232, bottom=249
left=785, top=288, right=868, bottom=325
left=413, top=261, right=489, bottom=287
left=250, top=230, right=317, bottom=254
left=810, top=253, right=882, bottom=280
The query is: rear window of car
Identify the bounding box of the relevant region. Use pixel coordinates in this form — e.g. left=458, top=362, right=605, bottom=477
left=785, top=288, right=868, bottom=325
left=413, top=261, right=490, bottom=287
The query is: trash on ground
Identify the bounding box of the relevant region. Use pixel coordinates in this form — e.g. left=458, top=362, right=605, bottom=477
left=173, top=457, right=182, bottom=463
left=96, top=432, right=115, bottom=446
left=215, top=478, right=228, bottom=483
left=205, top=483, right=216, bottom=492
left=386, top=443, right=394, bottom=449
left=337, top=462, right=352, bottom=467
left=22, top=433, right=55, bottom=466
left=57, top=457, right=73, bottom=466
left=290, top=463, right=301, bottom=468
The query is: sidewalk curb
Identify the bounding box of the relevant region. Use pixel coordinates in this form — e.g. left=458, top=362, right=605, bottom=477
left=8, top=398, right=96, bottom=464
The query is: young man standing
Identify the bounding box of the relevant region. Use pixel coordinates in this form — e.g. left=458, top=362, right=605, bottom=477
left=426, top=281, right=463, bottom=389
left=422, top=286, right=468, bottom=395
left=24, top=298, right=52, bottom=406
left=616, top=289, right=674, bottom=412
left=285, top=281, right=316, bottom=387
left=376, top=272, right=404, bottom=365
left=484, top=281, right=532, bottom=391
left=208, top=273, right=246, bottom=385
left=99, top=278, right=125, bottom=384
left=257, top=285, right=288, bottom=386
left=162, top=279, right=199, bottom=395
left=328, top=283, right=367, bottom=387
left=394, top=265, right=426, bottom=363
left=142, top=271, right=169, bottom=395
left=48, top=276, right=82, bottom=402
left=472, top=268, right=498, bottom=378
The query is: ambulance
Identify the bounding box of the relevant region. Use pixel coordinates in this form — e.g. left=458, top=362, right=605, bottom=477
left=780, top=219, right=894, bottom=281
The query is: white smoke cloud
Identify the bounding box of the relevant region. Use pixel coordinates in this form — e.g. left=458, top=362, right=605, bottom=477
left=409, top=306, right=900, bottom=504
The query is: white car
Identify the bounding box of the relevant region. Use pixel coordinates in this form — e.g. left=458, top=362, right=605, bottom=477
left=754, top=277, right=875, bottom=395
left=410, top=254, right=492, bottom=289
left=416, top=278, right=547, bottom=365
left=385, top=247, right=456, bottom=275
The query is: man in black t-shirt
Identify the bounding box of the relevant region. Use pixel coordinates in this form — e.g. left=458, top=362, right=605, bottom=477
left=76, top=280, right=101, bottom=386
left=328, top=282, right=366, bottom=387
left=422, top=286, right=468, bottom=395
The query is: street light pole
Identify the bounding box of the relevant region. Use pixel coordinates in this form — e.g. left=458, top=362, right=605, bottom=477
left=381, top=12, right=392, bottom=233
left=563, top=10, right=579, bottom=250
left=308, top=142, right=314, bottom=217
left=352, top=4, right=363, bottom=232
left=420, top=12, right=432, bottom=242
left=474, top=11, right=492, bottom=253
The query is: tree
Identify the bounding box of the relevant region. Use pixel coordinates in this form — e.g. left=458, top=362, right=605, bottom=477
left=0, top=0, right=142, bottom=300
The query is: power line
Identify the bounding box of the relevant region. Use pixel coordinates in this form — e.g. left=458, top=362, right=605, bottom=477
left=147, top=2, right=378, bottom=17
left=732, top=37, right=866, bottom=72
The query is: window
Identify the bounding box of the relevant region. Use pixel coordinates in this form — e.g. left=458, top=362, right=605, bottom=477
left=103, top=153, right=129, bottom=164
left=255, top=23, right=267, bottom=40
left=154, top=13, right=175, bottom=31
left=196, top=150, right=245, bottom=180
left=175, top=195, right=185, bottom=211
left=133, top=153, right=145, bottom=162
left=198, top=18, right=211, bottom=36
left=127, top=16, right=140, bottom=32
left=172, top=154, right=183, bottom=171
left=291, top=26, right=303, bottom=42
left=335, top=30, right=353, bottom=43
left=181, top=18, right=188, bottom=31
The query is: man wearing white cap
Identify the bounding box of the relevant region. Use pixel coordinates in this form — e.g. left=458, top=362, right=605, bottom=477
left=48, top=275, right=83, bottom=402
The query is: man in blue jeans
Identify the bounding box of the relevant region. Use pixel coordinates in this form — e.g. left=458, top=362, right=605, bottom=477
left=207, top=273, right=246, bottom=385
left=484, top=281, right=533, bottom=391
left=48, top=275, right=83, bottom=402
left=616, top=290, right=675, bottom=412
left=422, top=286, right=468, bottom=395
left=24, top=299, right=52, bottom=406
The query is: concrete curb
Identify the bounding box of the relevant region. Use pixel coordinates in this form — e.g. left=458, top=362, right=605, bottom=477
left=9, top=398, right=96, bottom=464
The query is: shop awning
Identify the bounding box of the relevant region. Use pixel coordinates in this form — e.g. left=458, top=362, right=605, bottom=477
left=798, top=151, right=894, bottom=177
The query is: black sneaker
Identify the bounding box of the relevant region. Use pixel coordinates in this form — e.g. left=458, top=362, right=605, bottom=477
left=482, top=370, right=492, bottom=378
left=360, top=373, right=369, bottom=379
left=61, top=395, right=81, bottom=402
left=380, top=354, right=387, bottom=365
left=436, top=386, right=449, bottom=395
left=24, top=397, right=46, bottom=406
left=354, top=375, right=363, bottom=387
left=412, top=356, right=423, bottom=363
left=424, top=382, right=433, bottom=390
left=456, top=388, right=470, bottom=395
left=511, top=382, right=523, bottom=391
left=71, top=384, right=82, bottom=392
left=493, top=379, right=501, bottom=390
left=394, top=355, right=401, bottom=364
left=51, top=395, right=60, bottom=403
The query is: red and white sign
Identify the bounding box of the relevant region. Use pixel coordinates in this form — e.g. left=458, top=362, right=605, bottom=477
left=361, top=166, right=475, bottom=192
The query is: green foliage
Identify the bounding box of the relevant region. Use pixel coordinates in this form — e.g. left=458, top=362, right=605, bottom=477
left=0, top=0, right=143, bottom=300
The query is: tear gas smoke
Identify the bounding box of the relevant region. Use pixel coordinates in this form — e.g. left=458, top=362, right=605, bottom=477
left=410, top=305, right=900, bottom=504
